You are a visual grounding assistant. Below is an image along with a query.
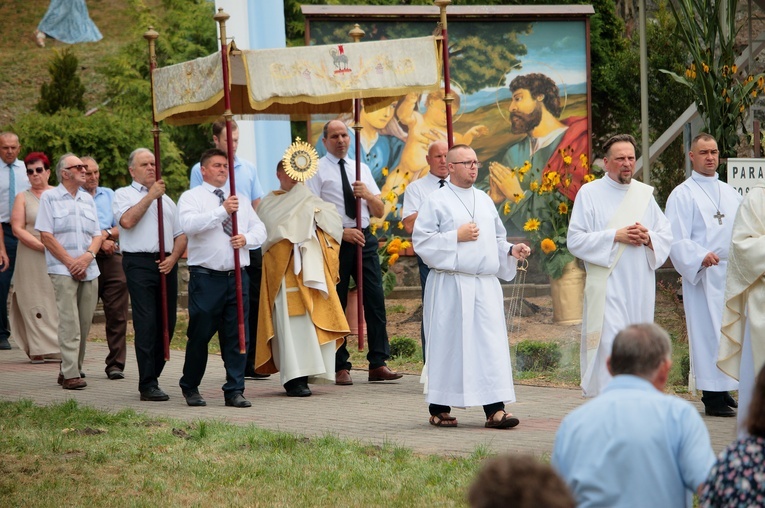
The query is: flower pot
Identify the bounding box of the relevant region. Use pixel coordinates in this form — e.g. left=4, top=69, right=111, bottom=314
left=345, top=289, right=366, bottom=335
left=550, top=260, right=585, bottom=325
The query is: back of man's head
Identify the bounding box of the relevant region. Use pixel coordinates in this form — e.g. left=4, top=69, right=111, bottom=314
left=468, top=454, right=575, bottom=508
left=609, top=323, right=671, bottom=380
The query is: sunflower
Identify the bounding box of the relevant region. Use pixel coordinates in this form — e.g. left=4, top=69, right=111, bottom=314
left=558, top=202, right=569, bottom=215
left=503, top=202, right=511, bottom=215
left=541, top=238, right=557, bottom=254
left=388, top=253, right=399, bottom=265
left=524, top=218, right=541, bottom=232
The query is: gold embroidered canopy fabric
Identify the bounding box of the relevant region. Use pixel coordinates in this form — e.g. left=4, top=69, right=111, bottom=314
left=152, top=36, right=441, bottom=125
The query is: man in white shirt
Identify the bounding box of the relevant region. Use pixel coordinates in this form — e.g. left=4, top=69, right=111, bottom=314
left=402, top=140, right=448, bottom=360
left=114, top=148, right=187, bottom=402
left=178, top=148, right=266, bottom=408
left=665, top=133, right=740, bottom=416
left=0, top=132, right=31, bottom=350
left=189, top=118, right=268, bottom=380
left=36, top=153, right=102, bottom=390
left=305, top=120, right=402, bottom=386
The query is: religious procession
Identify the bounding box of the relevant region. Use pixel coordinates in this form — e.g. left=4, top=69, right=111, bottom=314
left=3, top=1, right=765, bottom=506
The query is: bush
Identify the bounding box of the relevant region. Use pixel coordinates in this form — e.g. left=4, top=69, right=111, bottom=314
left=390, top=337, right=418, bottom=359
left=515, top=341, right=562, bottom=372
left=37, top=48, right=86, bottom=115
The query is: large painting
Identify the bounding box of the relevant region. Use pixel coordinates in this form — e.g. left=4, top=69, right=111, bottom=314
left=304, top=6, right=592, bottom=236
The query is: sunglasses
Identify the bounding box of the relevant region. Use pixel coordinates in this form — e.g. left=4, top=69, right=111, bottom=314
left=26, top=167, right=46, bottom=175
left=63, top=164, right=87, bottom=171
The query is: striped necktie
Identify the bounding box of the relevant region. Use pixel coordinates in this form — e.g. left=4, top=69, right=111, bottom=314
left=213, top=189, right=233, bottom=236
left=8, top=164, right=15, bottom=212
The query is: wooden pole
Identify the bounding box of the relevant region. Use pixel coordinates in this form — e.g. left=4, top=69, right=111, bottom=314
left=214, top=8, right=247, bottom=354
left=144, top=26, right=171, bottom=361
left=435, top=0, right=454, bottom=147
left=350, top=23, right=366, bottom=351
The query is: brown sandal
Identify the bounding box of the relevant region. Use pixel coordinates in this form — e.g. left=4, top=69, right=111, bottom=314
left=429, top=413, right=458, bottom=427
left=485, top=410, right=520, bottom=429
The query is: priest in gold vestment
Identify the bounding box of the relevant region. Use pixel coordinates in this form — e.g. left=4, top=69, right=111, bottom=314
left=255, top=161, right=349, bottom=397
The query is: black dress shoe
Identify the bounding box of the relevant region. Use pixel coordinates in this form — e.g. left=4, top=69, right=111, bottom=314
left=183, top=391, right=207, bottom=407
left=107, top=369, right=125, bottom=380
left=705, top=405, right=736, bottom=417
left=244, top=368, right=270, bottom=380
left=140, top=387, right=170, bottom=401
left=225, top=393, right=252, bottom=408
left=0, top=337, right=11, bottom=350
left=284, top=377, right=312, bottom=397
left=724, top=392, right=739, bottom=408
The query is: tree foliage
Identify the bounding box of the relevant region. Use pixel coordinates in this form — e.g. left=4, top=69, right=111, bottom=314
left=11, top=109, right=187, bottom=200
left=36, top=48, right=86, bottom=115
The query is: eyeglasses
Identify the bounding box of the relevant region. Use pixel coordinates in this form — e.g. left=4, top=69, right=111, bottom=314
left=63, top=164, right=87, bottom=171
left=26, top=167, right=46, bottom=175
left=451, top=160, right=483, bottom=169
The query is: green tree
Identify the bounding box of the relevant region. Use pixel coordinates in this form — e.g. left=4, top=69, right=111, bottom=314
left=36, top=48, right=86, bottom=115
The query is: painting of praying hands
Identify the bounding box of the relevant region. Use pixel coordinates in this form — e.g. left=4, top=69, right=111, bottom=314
left=307, top=16, right=591, bottom=236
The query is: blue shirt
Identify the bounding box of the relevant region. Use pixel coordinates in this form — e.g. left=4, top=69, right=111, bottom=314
left=551, top=375, right=715, bottom=508
left=90, top=186, right=116, bottom=229
left=189, top=155, right=264, bottom=203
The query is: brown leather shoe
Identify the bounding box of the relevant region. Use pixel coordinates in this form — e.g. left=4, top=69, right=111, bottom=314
left=62, top=377, right=87, bottom=390
left=335, top=369, right=353, bottom=385
left=368, top=365, right=403, bottom=382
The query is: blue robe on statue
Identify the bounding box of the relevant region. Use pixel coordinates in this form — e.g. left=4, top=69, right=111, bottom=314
left=38, top=0, right=103, bottom=44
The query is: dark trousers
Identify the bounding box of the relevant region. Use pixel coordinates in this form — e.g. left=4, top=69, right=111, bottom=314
left=96, top=253, right=128, bottom=374
left=122, top=253, right=178, bottom=393
left=0, top=223, right=18, bottom=341
left=336, top=228, right=389, bottom=371
left=180, top=267, right=249, bottom=397
left=416, top=254, right=430, bottom=362
left=244, top=248, right=262, bottom=374
left=429, top=402, right=504, bottom=419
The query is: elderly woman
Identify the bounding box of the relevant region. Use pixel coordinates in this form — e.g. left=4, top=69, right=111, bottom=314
left=9, top=152, right=59, bottom=363
left=699, top=365, right=765, bottom=506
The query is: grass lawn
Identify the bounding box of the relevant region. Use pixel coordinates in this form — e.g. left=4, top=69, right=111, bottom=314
left=0, top=399, right=486, bottom=507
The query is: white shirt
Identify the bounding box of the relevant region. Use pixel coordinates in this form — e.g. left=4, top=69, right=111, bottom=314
left=402, top=172, right=449, bottom=219
left=178, top=182, right=266, bottom=271
left=35, top=184, right=101, bottom=280
left=113, top=182, right=182, bottom=253
left=1, top=160, right=31, bottom=222
left=305, top=153, right=380, bottom=228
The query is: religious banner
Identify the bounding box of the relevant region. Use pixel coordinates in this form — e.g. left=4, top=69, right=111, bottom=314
left=151, top=36, right=441, bottom=125
left=727, top=158, right=765, bottom=196
left=245, top=36, right=440, bottom=109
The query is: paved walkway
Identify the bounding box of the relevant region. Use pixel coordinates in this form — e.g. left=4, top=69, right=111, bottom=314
left=0, top=342, right=738, bottom=457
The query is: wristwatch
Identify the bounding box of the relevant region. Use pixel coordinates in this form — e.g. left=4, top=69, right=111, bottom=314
left=105, top=228, right=113, bottom=240
left=87, top=250, right=96, bottom=259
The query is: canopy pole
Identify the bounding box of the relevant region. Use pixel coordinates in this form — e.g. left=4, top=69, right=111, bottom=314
left=350, top=23, right=366, bottom=351
left=144, top=26, right=171, bottom=361
left=214, top=8, right=247, bottom=354
left=435, top=0, right=454, bottom=147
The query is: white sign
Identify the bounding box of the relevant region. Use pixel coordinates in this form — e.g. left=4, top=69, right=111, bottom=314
left=727, top=158, right=765, bottom=195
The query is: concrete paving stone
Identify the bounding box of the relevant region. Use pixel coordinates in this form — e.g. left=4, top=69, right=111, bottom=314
left=0, top=341, right=737, bottom=457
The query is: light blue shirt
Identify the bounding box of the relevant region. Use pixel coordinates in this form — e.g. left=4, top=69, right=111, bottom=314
left=90, top=186, right=116, bottom=229
left=189, top=155, right=264, bottom=203
left=552, top=375, right=715, bottom=508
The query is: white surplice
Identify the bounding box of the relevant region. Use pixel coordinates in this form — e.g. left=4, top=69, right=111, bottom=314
left=719, top=184, right=765, bottom=435
left=665, top=172, right=741, bottom=392
left=568, top=176, right=672, bottom=397
left=413, top=184, right=517, bottom=407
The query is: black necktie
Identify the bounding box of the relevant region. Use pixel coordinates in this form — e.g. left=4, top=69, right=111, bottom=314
left=438, top=179, right=446, bottom=188
left=339, top=159, right=356, bottom=220
left=213, top=189, right=233, bottom=236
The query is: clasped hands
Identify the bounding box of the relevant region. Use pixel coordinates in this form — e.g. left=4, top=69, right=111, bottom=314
left=615, top=222, right=652, bottom=248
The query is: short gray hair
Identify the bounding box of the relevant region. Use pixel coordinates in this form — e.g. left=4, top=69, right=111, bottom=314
left=55, top=152, right=76, bottom=181
left=609, top=323, right=672, bottom=379
left=128, top=148, right=152, bottom=169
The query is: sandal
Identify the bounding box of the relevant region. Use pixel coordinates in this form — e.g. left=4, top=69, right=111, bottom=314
left=485, top=410, right=520, bottom=429
left=429, top=413, right=458, bottom=427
